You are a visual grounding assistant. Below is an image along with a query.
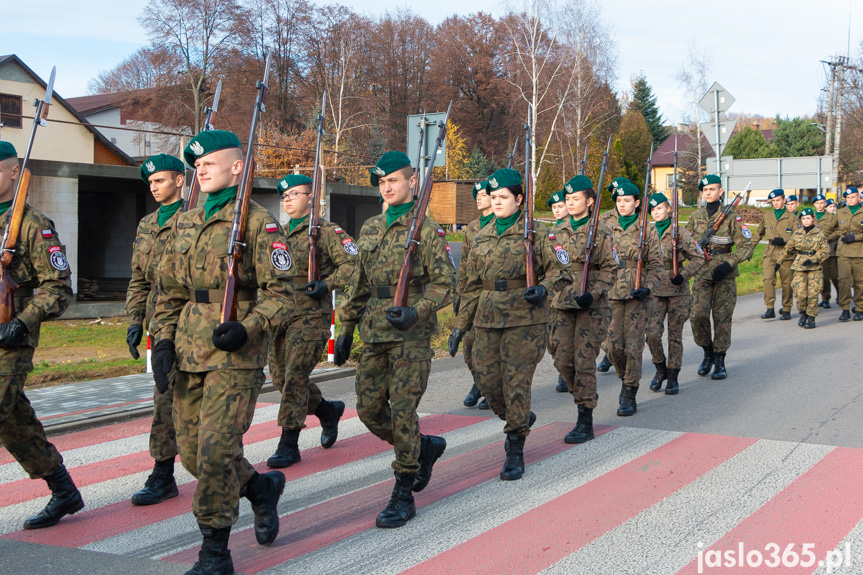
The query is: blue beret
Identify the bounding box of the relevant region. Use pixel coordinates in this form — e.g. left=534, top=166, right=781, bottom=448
left=786, top=194, right=798, bottom=202
left=845, top=187, right=859, bottom=197
left=813, top=194, right=826, bottom=202
left=827, top=198, right=835, bottom=206
left=768, top=189, right=785, bottom=199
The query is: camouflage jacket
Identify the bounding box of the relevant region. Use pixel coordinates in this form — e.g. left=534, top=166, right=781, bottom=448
left=834, top=206, right=863, bottom=258
left=551, top=219, right=615, bottom=310
left=125, top=209, right=181, bottom=327
left=815, top=211, right=838, bottom=256
left=0, top=206, right=72, bottom=375
left=652, top=225, right=706, bottom=297
left=150, top=200, right=295, bottom=372
left=606, top=217, right=664, bottom=301
left=756, top=209, right=800, bottom=261
left=339, top=208, right=455, bottom=343
left=599, top=209, right=617, bottom=227
left=685, top=207, right=755, bottom=280
left=780, top=226, right=829, bottom=271
left=456, top=216, right=491, bottom=297
left=457, top=217, right=572, bottom=331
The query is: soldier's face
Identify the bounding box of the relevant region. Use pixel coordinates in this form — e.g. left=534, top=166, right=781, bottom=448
left=771, top=197, right=785, bottom=210
left=814, top=199, right=827, bottom=211
left=281, top=185, right=312, bottom=218
left=0, top=158, right=19, bottom=201
left=148, top=171, right=184, bottom=205
left=827, top=203, right=836, bottom=213
left=801, top=214, right=814, bottom=226
left=785, top=200, right=798, bottom=212
left=565, top=191, right=591, bottom=219
left=490, top=188, right=522, bottom=218
left=476, top=190, right=492, bottom=211
left=702, top=184, right=722, bottom=203
left=378, top=170, right=415, bottom=206
left=650, top=203, right=670, bottom=222
left=616, top=195, right=639, bottom=217
left=550, top=202, right=567, bottom=220
left=847, top=193, right=860, bottom=207
left=194, top=149, right=243, bottom=193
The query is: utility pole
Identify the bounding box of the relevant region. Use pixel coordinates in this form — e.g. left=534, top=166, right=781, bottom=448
left=825, top=61, right=836, bottom=155
left=822, top=55, right=859, bottom=197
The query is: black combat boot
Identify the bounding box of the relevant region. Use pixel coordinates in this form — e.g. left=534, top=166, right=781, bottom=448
left=821, top=299, right=831, bottom=309
left=413, top=434, right=446, bottom=492
left=267, top=428, right=301, bottom=468
left=779, top=310, right=792, bottom=320
left=805, top=316, right=816, bottom=329
left=855, top=312, right=863, bottom=321
left=376, top=472, right=416, bottom=528
left=243, top=471, right=286, bottom=546
left=555, top=374, right=568, bottom=393
left=564, top=404, right=594, bottom=444
left=649, top=361, right=667, bottom=392
left=711, top=352, right=727, bottom=380
left=597, top=354, right=612, bottom=373
left=798, top=312, right=808, bottom=327
left=500, top=433, right=526, bottom=481
left=185, top=524, right=233, bottom=575
left=463, top=380, right=482, bottom=407
left=132, top=457, right=179, bottom=506
left=23, top=465, right=84, bottom=530
left=617, top=385, right=638, bottom=417
left=478, top=397, right=490, bottom=410
left=839, top=309, right=851, bottom=321
left=664, top=368, right=680, bottom=395
left=697, top=345, right=714, bottom=376
left=315, top=399, right=345, bottom=449
left=618, top=381, right=626, bottom=406
left=761, top=308, right=775, bottom=319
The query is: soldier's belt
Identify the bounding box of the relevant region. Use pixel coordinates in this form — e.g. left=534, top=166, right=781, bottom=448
left=706, top=245, right=733, bottom=255
left=370, top=285, right=425, bottom=298
left=482, top=278, right=528, bottom=291
left=13, top=287, right=34, bottom=299
left=192, top=289, right=257, bottom=304
left=798, top=250, right=816, bottom=256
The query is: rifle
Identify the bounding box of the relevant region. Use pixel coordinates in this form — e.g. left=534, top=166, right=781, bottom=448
left=634, top=142, right=654, bottom=290
left=579, top=143, right=589, bottom=176
left=523, top=116, right=536, bottom=288
left=220, top=53, right=271, bottom=323
left=184, top=79, right=222, bottom=211
left=307, top=90, right=327, bottom=287
left=671, top=136, right=679, bottom=276
left=699, top=182, right=752, bottom=263
left=0, top=66, right=55, bottom=324
left=507, top=136, right=519, bottom=170
left=580, top=134, right=612, bottom=296
left=391, top=101, right=452, bottom=309
left=411, top=111, right=426, bottom=197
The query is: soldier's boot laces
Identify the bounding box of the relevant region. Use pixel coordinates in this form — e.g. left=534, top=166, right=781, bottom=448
left=617, top=385, right=638, bottom=417
left=131, top=457, right=179, bottom=506
left=798, top=312, right=808, bottom=327
left=839, top=309, right=851, bottom=322
left=805, top=316, right=816, bottom=329
left=665, top=368, right=680, bottom=395
left=649, top=361, right=667, bottom=392
left=564, top=405, right=594, bottom=444
left=697, top=345, right=714, bottom=377
left=555, top=373, right=569, bottom=393
left=500, top=433, right=526, bottom=481
left=711, top=352, right=728, bottom=380
left=23, top=465, right=84, bottom=530
left=185, top=524, right=233, bottom=575
left=243, top=471, right=285, bottom=546
left=267, top=428, right=301, bottom=468
left=463, top=381, right=482, bottom=407
left=376, top=472, right=416, bottom=528
left=413, top=434, right=447, bottom=492
left=597, top=354, right=612, bottom=373
left=315, top=399, right=345, bottom=449
left=761, top=308, right=775, bottom=319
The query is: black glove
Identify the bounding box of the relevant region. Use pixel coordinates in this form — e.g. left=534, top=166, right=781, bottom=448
left=574, top=292, right=593, bottom=309
left=385, top=306, right=419, bottom=331
left=770, top=237, right=786, bottom=246
left=152, top=339, right=175, bottom=394
left=670, top=274, right=685, bottom=285
left=0, top=318, right=28, bottom=349
left=212, top=321, right=248, bottom=352
left=448, top=328, right=465, bottom=357
left=712, top=262, right=733, bottom=282
left=774, top=263, right=780, bottom=274
left=304, top=280, right=329, bottom=300
left=630, top=287, right=650, bottom=301
left=453, top=297, right=460, bottom=316
left=523, top=285, right=547, bottom=305
left=126, top=323, right=144, bottom=359
left=842, top=233, right=856, bottom=244
left=802, top=259, right=812, bottom=266
left=334, top=333, right=353, bottom=366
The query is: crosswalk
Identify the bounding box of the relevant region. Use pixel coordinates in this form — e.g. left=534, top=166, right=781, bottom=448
left=3, top=404, right=863, bottom=574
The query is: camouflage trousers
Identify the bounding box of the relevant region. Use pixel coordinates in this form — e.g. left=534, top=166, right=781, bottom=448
left=462, top=327, right=476, bottom=373
left=546, top=306, right=558, bottom=357
left=0, top=374, right=62, bottom=479
left=269, top=314, right=327, bottom=430
left=552, top=308, right=610, bottom=409
left=646, top=294, right=692, bottom=370
left=354, top=340, right=434, bottom=474
left=763, top=257, right=793, bottom=312
left=608, top=299, right=649, bottom=386
left=474, top=324, right=546, bottom=437
left=149, top=376, right=178, bottom=462
left=837, top=256, right=863, bottom=310
left=793, top=269, right=823, bottom=317
left=173, top=369, right=264, bottom=528
left=822, top=255, right=839, bottom=302
left=690, top=277, right=737, bottom=354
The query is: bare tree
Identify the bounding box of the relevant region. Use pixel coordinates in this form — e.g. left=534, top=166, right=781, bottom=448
left=674, top=40, right=713, bottom=199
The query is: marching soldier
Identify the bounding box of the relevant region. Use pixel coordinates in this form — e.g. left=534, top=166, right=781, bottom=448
left=686, top=175, right=754, bottom=380
left=780, top=207, right=829, bottom=329
left=756, top=189, right=796, bottom=320
left=834, top=187, right=863, bottom=321
left=150, top=131, right=293, bottom=574
left=449, top=168, right=571, bottom=478
left=813, top=194, right=839, bottom=308
left=547, top=189, right=570, bottom=393
left=0, top=141, right=82, bottom=530
left=596, top=178, right=629, bottom=374
left=266, top=174, right=356, bottom=468
left=826, top=198, right=837, bottom=214
left=645, top=193, right=705, bottom=395
left=335, top=151, right=452, bottom=528
left=785, top=194, right=800, bottom=219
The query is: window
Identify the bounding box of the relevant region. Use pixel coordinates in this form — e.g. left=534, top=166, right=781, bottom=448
left=666, top=173, right=677, bottom=190
left=0, top=94, right=22, bottom=129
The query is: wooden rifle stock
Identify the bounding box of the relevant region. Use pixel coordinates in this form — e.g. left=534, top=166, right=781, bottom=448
left=0, top=169, right=31, bottom=323
left=634, top=143, right=654, bottom=290
left=580, top=136, right=612, bottom=296
left=523, top=119, right=536, bottom=288
left=307, top=91, right=327, bottom=286
left=698, top=183, right=751, bottom=263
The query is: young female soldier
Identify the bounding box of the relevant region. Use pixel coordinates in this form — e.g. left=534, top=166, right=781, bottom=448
left=780, top=207, right=829, bottom=329
left=547, top=190, right=571, bottom=393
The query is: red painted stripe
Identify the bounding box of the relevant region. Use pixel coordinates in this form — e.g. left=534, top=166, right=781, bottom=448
left=2, top=413, right=480, bottom=548
left=166, top=422, right=616, bottom=574
left=676, top=446, right=863, bottom=575
left=400, top=432, right=755, bottom=575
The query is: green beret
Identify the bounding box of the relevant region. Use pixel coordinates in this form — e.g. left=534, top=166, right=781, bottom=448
left=183, top=130, right=241, bottom=167
left=648, top=192, right=669, bottom=208
left=698, top=174, right=722, bottom=191
left=0, top=141, right=16, bottom=162
left=370, top=151, right=412, bottom=186
left=612, top=181, right=641, bottom=199
left=799, top=207, right=815, bottom=218
left=564, top=175, right=592, bottom=194
left=607, top=177, right=633, bottom=193
left=547, top=190, right=566, bottom=207
left=140, top=154, right=185, bottom=183
left=472, top=180, right=488, bottom=200
left=277, top=174, right=313, bottom=194
left=487, top=168, right=522, bottom=191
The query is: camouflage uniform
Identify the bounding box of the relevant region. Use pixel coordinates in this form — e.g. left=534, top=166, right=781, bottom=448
left=833, top=205, right=863, bottom=311
left=455, top=217, right=488, bottom=374
left=339, top=208, right=454, bottom=474
left=0, top=206, right=72, bottom=479
left=598, top=209, right=618, bottom=359
left=780, top=226, right=829, bottom=317
left=816, top=210, right=839, bottom=303
left=545, top=220, right=570, bottom=358
left=150, top=200, right=294, bottom=528
left=756, top=209, right=799, bottom=313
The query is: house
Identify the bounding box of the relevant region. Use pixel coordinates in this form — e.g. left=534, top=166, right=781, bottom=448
left=649, top=131, right=711, bottom=202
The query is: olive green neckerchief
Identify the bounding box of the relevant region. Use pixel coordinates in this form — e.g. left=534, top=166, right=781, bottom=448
left=289, top=213, right=309, bottom=233
left=774, top=208, right=786, bottom=221
left=204, top=186, right=238, bottom=221
left=386, top=200, right=414, bottom=227
left=850, top=204, right=861, bottom=215
left=816, top=210, right=825, bottom=221
left=556, top=218, right=566, bottom=226
left=654, top=217, right=672, bottom=239
left=0, top=200, right=12, bottom=218
left=570, top=214, right=590, bottom=232
left=480, top=212, right=495, bottom=228
left=618, top=213, right=638, bottom=231
left=495, top=210, right=521, bottom=235
left=158, top=200, right=183, bottom=227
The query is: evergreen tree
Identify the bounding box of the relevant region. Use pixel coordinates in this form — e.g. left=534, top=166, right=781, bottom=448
left=771, top=117, right=825, bottom=157
left=724, top=126, right=773, bottom=159
left=631, top=75, right=670, bottom=148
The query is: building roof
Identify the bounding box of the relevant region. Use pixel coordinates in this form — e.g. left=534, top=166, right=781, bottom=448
left=651, top=132, right=712, bottom=167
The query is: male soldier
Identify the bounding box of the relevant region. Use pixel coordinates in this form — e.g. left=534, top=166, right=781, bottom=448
left=125, top=154, right=185, bottom=506
left=686, top=175, right=754, bottom=380
left=335, top=151, right=453, bottom=528
left=547, top=189, right=569, bottom=392
left=150, top=130, right=293, bottom=574
left=834, top=187, right=863, bottom=321
left=266, top=173, right=355, bottom=468
left=813, top=194, right=839, bottom=308
left=0, top=141, right=82, bottom=529
left=756, top=189, right=797, bottom=320
left=785, top=194, right=800, bottom=219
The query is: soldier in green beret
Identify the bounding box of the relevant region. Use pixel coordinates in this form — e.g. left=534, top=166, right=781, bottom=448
left=150, top=130, right=294, bottom=572
left=449, top=168, right=572, bottom=478
left=548, top=190, right=568, bottom=225
left=813, top=194, right=839, bottom=307
left=335, top=150, right=453, bottom=528
left=834, top=187, right=863, bottom=321
left=547, top=188, right=570, bottom=393
left=779, top=207, right=829, bottom=328
left=265, top=173, right=357, bottom=468
left=125, top=154, right=186, bottom=506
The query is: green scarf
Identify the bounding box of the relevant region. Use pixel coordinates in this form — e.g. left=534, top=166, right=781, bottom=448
left=570, top=214, right=590, bottom=232
left=495, top=210, right=521, bottom=235
left=204, top=186, right=238, bottom=221
left=386, top=200, right=415, bottom=227
left=0, top=200, right=12, bottom=218
left=774, top=208, right=786, bottom=221
left=618, top=213, right=638, bottom=231
left=655, top=217, right=672, bottom=238
left=850, top=204, right=861, bottom=215
left=480, top=212, right=494, bottom=228
left=556, top=218, right=566, bottom=226
left=816, top=210, right=825, bottom=221
left=158, top=200, right=183, bottom=227
left=289, top=213, right=309, bottom=233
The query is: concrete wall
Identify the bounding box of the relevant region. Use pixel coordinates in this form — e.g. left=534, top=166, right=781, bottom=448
left=27, top=175, right=80, bottom=292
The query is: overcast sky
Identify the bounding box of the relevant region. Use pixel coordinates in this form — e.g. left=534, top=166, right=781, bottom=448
left=3, top=0, right=861, bottom=123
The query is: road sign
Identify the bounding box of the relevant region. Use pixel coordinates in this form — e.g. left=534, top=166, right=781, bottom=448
left=700, top=120, right=735, bottom=154
left=407, top=112, right=447, bottom=170
left=699, top=82, right=735, bottom=115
